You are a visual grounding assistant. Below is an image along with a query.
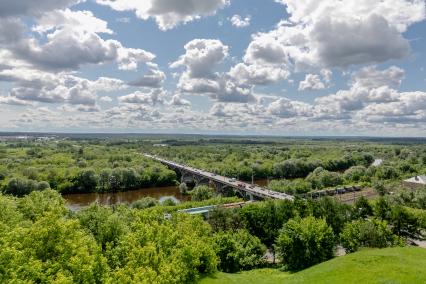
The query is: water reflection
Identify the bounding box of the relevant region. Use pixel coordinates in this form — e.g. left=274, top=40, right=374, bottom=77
left=63, top=186, right=190, bottom=211
left=63, top=179, right=269, bottom=211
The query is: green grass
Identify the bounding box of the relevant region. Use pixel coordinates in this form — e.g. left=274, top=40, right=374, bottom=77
left=200, top=268, right=290, bottom=284
left=200, top=247, right=426, bottom=284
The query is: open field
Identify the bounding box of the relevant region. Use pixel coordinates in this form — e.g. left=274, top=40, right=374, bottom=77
left=200, top=247, right=426, bottom=284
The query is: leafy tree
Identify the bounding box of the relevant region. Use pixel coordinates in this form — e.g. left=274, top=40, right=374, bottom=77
left=310, top=197, right=352, bottom=235
left=190, top=185, right=215, bottom=201
left=375, top=166, right=399, bottom=180
left=240, top=200, right=296, bottom=248
left=307, top=167, right=343, bottom=189
left=340, top=219, right=401, bottom=253
left=77, top=204, right=129, bottom=250
left=98, top=168, right=111, bottom=191
left=373, top=181, right=388, bottom=196
left=213, top=229, right=266, bottom=272
left=161, top=197, right=177, bottom=206
left=179, top=182, right=188, bottom=194
left=390, top=205, right=421, bottom=239
left=72, top=169, right=99, bottom=193
left=131, top=197, right=159, bottom=209
left=374, top=197, right=392, bottom=220
left=207, top=207, right=243, bottom=232
left=3, top=178, right=49, bottom=197
left=344, top=166, right=367, bottom=182
left=275, top=216, right=334, bottom=271
left=106, top=214, right=217, bottom=283
left=353, top=196, right=374, bottom=219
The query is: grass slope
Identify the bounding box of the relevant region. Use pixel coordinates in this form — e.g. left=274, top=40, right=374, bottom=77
left=200, top=247, right=426, bottom=284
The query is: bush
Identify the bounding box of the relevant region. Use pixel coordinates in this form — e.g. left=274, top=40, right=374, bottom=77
left=353, top=196, right=374, bottom=219
left=344, top=166, right=367, bottom=182
left=179, top=182, right=189, bottom=194
left=340, top=219, right=401, bottom=253
left=307, top=167, right=343, bottom=189
left=268, top=179, right=312, bottom=194
left=214, top=229, right=266, bottom=272
left=275, top=216, right=335, bottom=271
left=190, top=185, right=215, bottom=201
left=161, top=197, right=177, bottom=206
left=131, top=197, right=159, bottom=209
left=3, top=178, right=50, bottom=197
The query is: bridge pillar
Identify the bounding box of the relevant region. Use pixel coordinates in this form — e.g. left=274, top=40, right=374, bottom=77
left=247, top=193, right=254, bottom=201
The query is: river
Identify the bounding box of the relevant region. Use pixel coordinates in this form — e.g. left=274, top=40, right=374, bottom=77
left=63, top=179, right=269, bottom=210
left=63, top=185, right=190, bottom=211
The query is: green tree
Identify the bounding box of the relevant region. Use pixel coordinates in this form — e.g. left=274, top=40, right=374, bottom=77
left=72, top=169, right=99, bottom=193
left=190, top=185, right=215, bottom=201
left=275, top=216, right=335, bottom=271
left=353, top=196, right=374, bottom=219
left=340, top=219, right=400, bottom=253
left=179, top=182, right=189, bottom=194
left=131, top=197, right=159, bottom=209
left=77, top=204, right=129, bottom=250
left=214, top=229, right=266, bottom=272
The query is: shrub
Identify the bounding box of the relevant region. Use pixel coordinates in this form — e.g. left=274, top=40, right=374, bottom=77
left=214, top=229, right=266, bottom=272
left=340, top=219, right=400, bottom=253
left=131, top=197, right=159, bottom=209
left=275, top=216, right=335, bottom=271
left=190, top=185, right=215, bottom=201
left=307, top=167, right=343, bottom=189
left=161, top=197, right=177, bottom=206
left=3, top=178, right=50, bottom=197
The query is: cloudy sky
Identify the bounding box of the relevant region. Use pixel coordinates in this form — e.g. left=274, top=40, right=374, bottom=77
left=0, top=0, right=426, bottom=136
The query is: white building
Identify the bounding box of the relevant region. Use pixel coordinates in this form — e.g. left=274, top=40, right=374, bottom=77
left=403, top=175, right=426, bottom=189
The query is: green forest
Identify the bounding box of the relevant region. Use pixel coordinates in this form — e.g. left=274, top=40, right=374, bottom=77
left=0, top=136, right=425, bottom=283
left=1, top=137, right=425, bottom=196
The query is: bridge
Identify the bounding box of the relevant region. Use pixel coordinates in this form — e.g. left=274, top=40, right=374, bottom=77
left=144, top=154, right=294, bottom=201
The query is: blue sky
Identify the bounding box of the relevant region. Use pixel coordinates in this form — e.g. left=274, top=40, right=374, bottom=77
left=0, top=0, right=425, bottom=136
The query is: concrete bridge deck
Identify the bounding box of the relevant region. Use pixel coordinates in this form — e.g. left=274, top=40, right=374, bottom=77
left=144, top=154, right=294, bottom=201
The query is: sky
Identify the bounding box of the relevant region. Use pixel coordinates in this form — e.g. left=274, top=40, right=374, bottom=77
left=0, top=0, right=426, bottom=136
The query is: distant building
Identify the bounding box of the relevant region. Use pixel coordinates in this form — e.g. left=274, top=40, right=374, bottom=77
left=153, top=144, right=168, bottom=147
left=372, top=159, right=383, bottom=166
left=403, top=175, right=426, bottom=189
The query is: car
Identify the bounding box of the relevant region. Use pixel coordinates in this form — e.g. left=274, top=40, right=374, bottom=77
left=229, top=178, right=236, bottom=182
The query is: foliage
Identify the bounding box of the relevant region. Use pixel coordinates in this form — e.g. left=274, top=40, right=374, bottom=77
left=131, top=197, right=159, bottom=209
left=3, top=177, right=50, bottom=197
left=191, top=185, right=216, bottom=201
left=340, top=219, right=401, bottom=253
left=161, top=197, right=177, bottom=206
left=307, top=167, right=343, bottom=189
left=179, top=182, right=189, bottom=194
left=0, top=191, right=219, bottom=283
left=275, top=216, right=335, bottom=271
left=268, top=179, right=312, bottom=194
left=207, top=207, right=244, bottom=232
left=353, top=196, right=374, bottom=219
left=310, top=197, right=352, bottom=235
left=240, top=200, right=296, bottom=248
left=213, top=229, right=266, bottom=273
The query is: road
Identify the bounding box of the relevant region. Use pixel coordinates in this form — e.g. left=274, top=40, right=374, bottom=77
left=144, top=154, right=294, bottom=201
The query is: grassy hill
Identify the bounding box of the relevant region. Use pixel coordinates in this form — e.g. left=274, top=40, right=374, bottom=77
left=200, top=247, right=426, bottom=284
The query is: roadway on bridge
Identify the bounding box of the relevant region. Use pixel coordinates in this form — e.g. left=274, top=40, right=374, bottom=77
left=144, top=154, right=294, bottom=201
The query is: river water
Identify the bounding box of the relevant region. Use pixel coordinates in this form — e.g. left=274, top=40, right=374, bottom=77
left=63, top=185, right=190, bottom=211
left=63, top=179, right=269, bottom=211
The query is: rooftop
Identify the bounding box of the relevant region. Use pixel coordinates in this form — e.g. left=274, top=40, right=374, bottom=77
left=404, top=175, right=426, bottom=185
